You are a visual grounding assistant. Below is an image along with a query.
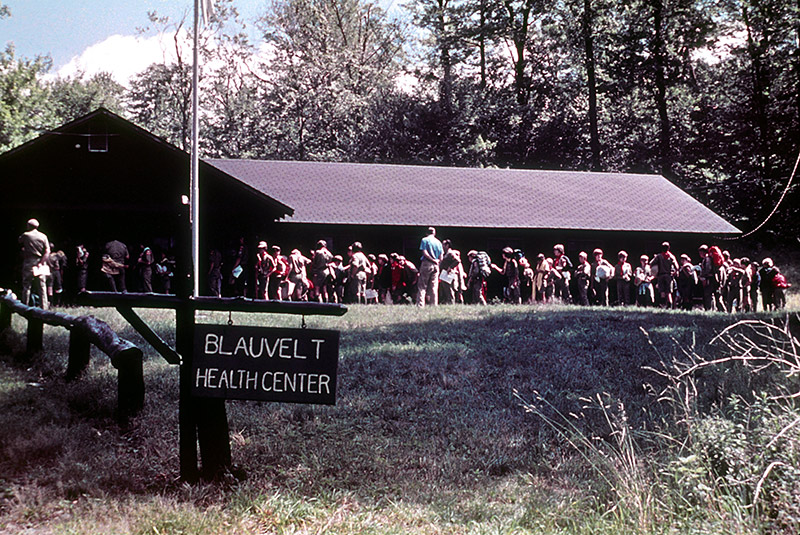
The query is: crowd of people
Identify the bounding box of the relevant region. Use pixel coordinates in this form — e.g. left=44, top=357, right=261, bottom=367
left=205, top=228, right=792, bottom=313
left=15, top=219, right=176, bottom=309
left=15, top=220, right=792, bottom=313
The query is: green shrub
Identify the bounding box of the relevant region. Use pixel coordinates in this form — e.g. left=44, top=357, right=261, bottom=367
left=652, top=317, right=800, bottom=533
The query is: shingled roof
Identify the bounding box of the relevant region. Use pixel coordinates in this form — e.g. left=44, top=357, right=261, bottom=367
left=207, top=159, right=739, bottom=234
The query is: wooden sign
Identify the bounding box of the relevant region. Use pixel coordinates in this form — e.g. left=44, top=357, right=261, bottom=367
left=192, top=324, right=339, bottom=404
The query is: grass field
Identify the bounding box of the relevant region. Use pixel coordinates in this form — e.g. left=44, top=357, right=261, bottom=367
left=0, top=301, right=798, bottom=534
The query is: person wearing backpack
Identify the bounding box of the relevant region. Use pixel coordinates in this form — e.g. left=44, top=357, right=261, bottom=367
left=309, top=240, right=333, bottom=303
left=519, top=256, right=534, bottom=303
left=498, top=247, right=522, bottom=304
left=347, top=242, right=371, bottom=304
left=740, top=257, right=755, bottom=312
left=269, top=245, right=289, bottom=300
left=677, top=254, right=698, bottom=310
left=532, top=253, right=551, bottom=303
left=758, top=258, right=778, bottom=311
left=699, top=244, right=725, bottom=311
left=476, top=251, right=493, bottom=279
left=552, top=244, right=572, bottom=303
left=613, top=250, right=633, bottom=306
left=634, top=254, right=655, bottom=306
left=330, top=255, right=347, bottom=304
left=254, top=241, right=275, bottom=300
left=591, top=248, right=614, bottom=306
left=724, top=258, right=746, bottom=312
left=772, top=266, right=791, bottom=309
left=439, top=240, right=465, bottom=304
left=650, top=242, right=679, bottom=309
left=466, top=250, right=488, bottom=305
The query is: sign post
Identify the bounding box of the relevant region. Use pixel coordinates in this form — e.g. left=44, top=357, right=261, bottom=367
left=79, top=291, right=346, bottom=482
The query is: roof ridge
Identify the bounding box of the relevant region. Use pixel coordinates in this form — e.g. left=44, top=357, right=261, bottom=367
left=207, top=158, right=663, bottom=179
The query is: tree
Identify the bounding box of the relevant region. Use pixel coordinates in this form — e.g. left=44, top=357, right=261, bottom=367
left=49, top=72, right=125, bottom=122
left=408, top=0, right=472, bottom=112
left=0, top=44, right=55, bottom=151
left=0, top=5, right=58, bottom=150
left=693, top=0, right=800, bottom=235
left=127, top=61, right=193, bottom=149
left=126, top=1, right=248, bottom=151
left=255, top=0, right=406, bottom=160
left=202, top=53, right=266, bottom=158
left=125, top=13, right=195, bottom=150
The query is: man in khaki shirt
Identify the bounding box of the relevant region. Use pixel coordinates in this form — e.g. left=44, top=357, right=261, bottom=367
left=19, top=218, right=50, bottom=309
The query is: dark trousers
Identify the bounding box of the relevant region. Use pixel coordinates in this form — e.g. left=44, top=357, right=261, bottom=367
left=703, top=283, right=725, bottom=311
left=77, top=268, right=88, bottom=292
left=141, top=267, right=153, bottom=293
left=593, top=279, right=608, bottom=306
left=104, top=269, right=126, bottom=293
left=577, top=279, right=590, bottom=306
left=615, top=280, right=631, bottom=305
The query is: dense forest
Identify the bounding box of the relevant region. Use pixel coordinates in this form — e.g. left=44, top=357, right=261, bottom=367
left=1, top=0, right=798, bottom=239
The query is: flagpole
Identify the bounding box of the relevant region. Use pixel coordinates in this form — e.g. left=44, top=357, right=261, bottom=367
left=191, top=0, right=201, bottom=298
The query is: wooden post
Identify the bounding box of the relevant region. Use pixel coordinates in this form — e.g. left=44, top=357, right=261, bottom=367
left=175, top=297, right=232, bottom=481
left=196, top=394, right=232, bottom=481
left=177, top=302, right=232, bottom=480
left=27, top=317, right=43, bottom=355
left=176, top=197, right=233, bottom=481
left=66, top=330, right=91, bottom=381
left=116, top=350, right=145, bottom=425
left=0, top=299, right=11, bottom=330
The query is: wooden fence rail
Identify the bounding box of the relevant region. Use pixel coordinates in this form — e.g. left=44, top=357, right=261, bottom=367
left=0, top=289, right=144, bottom=423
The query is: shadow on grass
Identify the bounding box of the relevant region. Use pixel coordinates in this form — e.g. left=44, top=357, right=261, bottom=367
left=222, top=307, right=744, bottom=498
left=0, top=305, right=779, bottom=508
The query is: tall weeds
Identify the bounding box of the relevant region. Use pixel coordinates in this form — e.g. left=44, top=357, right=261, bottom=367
left=514, top=389, right=660, bottom=534
left=518, top=315, right=800, bottom=534
left=644, top=316, right=800, bottom=533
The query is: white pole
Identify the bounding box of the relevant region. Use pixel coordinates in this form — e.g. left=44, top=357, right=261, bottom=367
left=191, top=0, right=201, bottom=298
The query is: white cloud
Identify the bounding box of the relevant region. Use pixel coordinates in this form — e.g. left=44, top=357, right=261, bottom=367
left=45, top=31, right=187, bottom=87
left=46, top=30, right=272, bottom=88
left=44, top=29, right=417, bottom=95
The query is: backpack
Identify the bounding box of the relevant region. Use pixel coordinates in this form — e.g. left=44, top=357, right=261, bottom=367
left=773, top=273, right=791, bottom=289
left=476, top=251, right=492, bottom=278
left=403, top=261, right=419, bottom=283
left=274, top=256, right=289, bottom=279
left=709, top=246, right=725, bottom=268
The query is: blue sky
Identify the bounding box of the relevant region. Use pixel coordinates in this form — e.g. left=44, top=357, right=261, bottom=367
left=1, top=1, right=265, bottom=72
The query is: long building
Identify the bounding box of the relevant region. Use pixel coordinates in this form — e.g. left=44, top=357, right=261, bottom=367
left=0, top=108, right=739, bottom=296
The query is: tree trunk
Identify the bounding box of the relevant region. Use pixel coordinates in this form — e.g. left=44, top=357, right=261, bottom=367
left=504, top=0, right=532, bottom=106
left=743, top=4, right=773, bottom=190
left=583, top=0, right=601, bottom=170
left=651, top=0, right=671, bottom=177
left=479, top=0, right=487, bottom=89
left=795, top=0, right=800, bottom=141
left=514, top=37, right=528, bottom=105
left=437, top=0, right=454, bottom=113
